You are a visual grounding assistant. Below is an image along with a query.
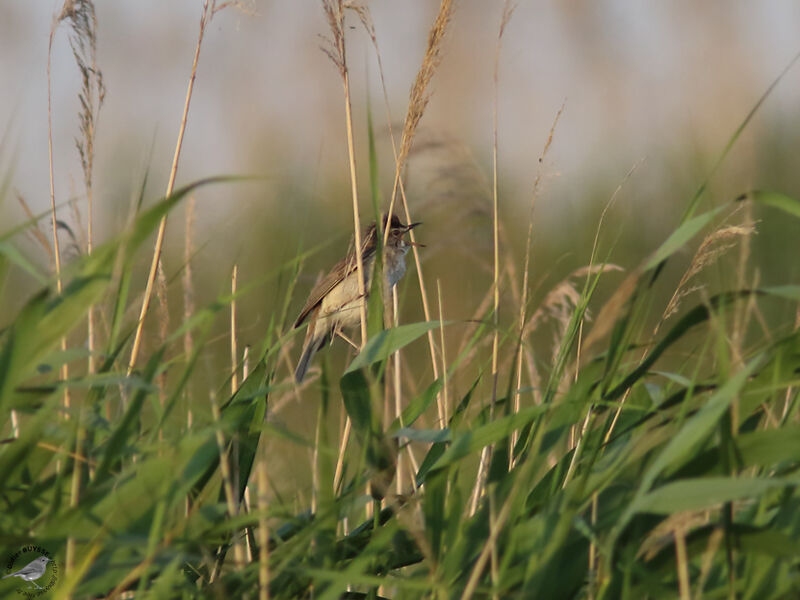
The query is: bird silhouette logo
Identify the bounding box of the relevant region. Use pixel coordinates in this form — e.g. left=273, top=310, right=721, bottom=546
left=3, top=548, right=57, bottom=596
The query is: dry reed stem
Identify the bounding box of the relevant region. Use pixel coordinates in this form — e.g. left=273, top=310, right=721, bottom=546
left=128, top=0, right=218, bottom=375
left=694, top=528, right=724, bottom=599
left=257, top=449, right=270, bottom=600
left=345, top=16, right=408, bottom=450
left=730, top=203, right=755, bottom=432
left=48, top=12, right=71, bottom=417
left=562, top=404, right=593, bottom=488
left=572, top=161, right=641, bottom=402
left=242, top=343, right=255, bottom=565
left=469, top=452, right=488, bottom=515
left=392, top=287, right=405, bottom=495
left=436, top=279, right=449, bottom=423
left=333, top=416, right=352, bottom=494
left=674, top=523, right=691, bottom=599
left=321, top=0, right=368, bottom=348
left=361, top=1, right=453, bottom=396
left=323, top=0, right=389, bottom=511
left=231, top=264, right=239, bottom=393
left=183, top=197, right=196, bottom=429
left=564, top=161, right=640, bottom=465
left=66, top=0, right=104, bottom=380
left=36, top=440, right=96, bottom=466
left=353, top=7, right=452, bottom=481
left=390, top=300, right=421, bottom=487
left=243, top=486, right=254, bottom=563
left=496, top=11, right=517, bottom=377
left=156, top=260, right=169, bottom=437
left=488, top=492, right=500, bottom=600
left=577, top=160, right=643, bottom=360
left=47, top=0, right=73, bottom=571
left=182, top=197, right=196, bottom=356
left=210, top=392, right=246, bottom=573
left=461, top=477, right=517, bottom=600
left=511, top=103, right=564, bottom=464
left=469, top=2, right=516, bottom=516
left=312, top=401, right=321, bottom=514
left=48, top=4, right=71, bottom=299
left=490, top=0, right=515, bottom=404
left=588, top=493, right=598, bottom=599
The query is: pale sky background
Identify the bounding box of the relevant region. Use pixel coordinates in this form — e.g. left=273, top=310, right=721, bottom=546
left=2, top=1, right=800, bottom=268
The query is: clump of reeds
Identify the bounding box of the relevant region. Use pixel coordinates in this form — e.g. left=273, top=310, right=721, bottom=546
left=6, top=3, right=800, bottom=599
left=47, top=0, right=105, bottom=574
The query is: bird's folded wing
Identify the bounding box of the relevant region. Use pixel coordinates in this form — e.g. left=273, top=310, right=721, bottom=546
left=293, top=243, right=377, bottom=328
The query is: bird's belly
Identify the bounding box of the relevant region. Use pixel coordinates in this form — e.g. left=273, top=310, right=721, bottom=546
left=318, top=273, right=363, bottom=330
left=317, top=254, right=407, bottom=333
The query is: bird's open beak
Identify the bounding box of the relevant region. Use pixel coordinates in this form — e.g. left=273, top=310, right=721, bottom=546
left=404, top=222, right=423, bottom=246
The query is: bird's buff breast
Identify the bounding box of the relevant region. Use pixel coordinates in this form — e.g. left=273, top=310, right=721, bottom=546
left=317, top=251, right=407, bottom=330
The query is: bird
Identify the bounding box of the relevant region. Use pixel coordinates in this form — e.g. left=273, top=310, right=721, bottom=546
left=3, top=556, right=51, bottom=589
left=293, top=214, right=421, bottom=382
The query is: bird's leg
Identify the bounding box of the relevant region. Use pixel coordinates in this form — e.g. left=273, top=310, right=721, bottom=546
left=336, top=331, right=359, bottom=350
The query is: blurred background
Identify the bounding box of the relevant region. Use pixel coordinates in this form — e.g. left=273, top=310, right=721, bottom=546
left=2, top=2, right=800, bottom=484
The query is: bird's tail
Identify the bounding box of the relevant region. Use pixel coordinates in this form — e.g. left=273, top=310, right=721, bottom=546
left=295, top=332, right=327, bottom=383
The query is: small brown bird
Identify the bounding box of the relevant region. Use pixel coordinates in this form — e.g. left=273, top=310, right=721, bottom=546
left=294, top=214, right=420, bottom=382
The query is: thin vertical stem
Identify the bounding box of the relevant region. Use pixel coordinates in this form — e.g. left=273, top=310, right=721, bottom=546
left=323, top=1, right=368, bottom=348
left=128, top=0, right=214, bottom=375
left=333, top=417, right=352, bottom=494
left=87, top=193, right=95, bottom=375
left=489, top=8, right=503, bottom=420
left=257, top=450, right=270, bottom=600
left=588, top=494, right=598, bottom=599
left=489, top=492, right=499, bottom=600
left=47, top=31, right=64, bottom=299
left=392, top=288, right=404, bottom=495
left=183, top=196, right=196, bottom=430
left=231, top=264, right=239, bottom=394
left=243, top=344, right=254, bottom=562
left=470, top=1, right=515, bottom=517
left=436, top=279, right=449, bottom=424
left=512, top=104, right=564, bottom=464
left=210, top=392, right=246, bottom=570
left=675, top=523, right=691, bottom=600
left=341, top=61, right=368, bottom=349
left=371, top=1, right=451, bottom=399
left=48, top=17, right=74, bottom=572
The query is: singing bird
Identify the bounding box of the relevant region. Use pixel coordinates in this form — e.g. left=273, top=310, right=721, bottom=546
left=294, top=214, right=420, bottom=382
